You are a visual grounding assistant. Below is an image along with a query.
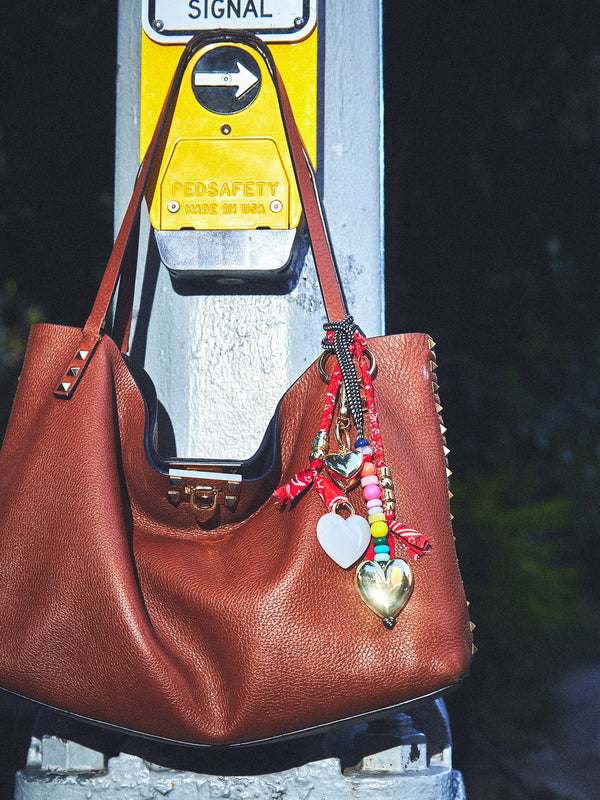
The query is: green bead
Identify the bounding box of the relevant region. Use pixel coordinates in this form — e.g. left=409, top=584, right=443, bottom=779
left=368, top=512, right=386, bottom=524
left=372, top=536, right=388, bottom=545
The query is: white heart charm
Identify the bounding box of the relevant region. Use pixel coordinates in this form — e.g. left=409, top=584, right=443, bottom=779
left=317, top=512, right=371, bottom=569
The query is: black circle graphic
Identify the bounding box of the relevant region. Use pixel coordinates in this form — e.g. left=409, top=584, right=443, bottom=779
left=192, top=46, right=262, bottom=115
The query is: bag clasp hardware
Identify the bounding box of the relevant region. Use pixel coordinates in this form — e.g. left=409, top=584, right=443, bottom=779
left=187, top=485, right=220, bottom=522
left=167, top=467, right=242, bottom=523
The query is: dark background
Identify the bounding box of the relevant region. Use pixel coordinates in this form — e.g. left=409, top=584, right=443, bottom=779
left=2, top=2, right=600, bottom=797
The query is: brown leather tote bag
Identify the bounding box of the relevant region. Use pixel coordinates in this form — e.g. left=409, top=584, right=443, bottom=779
left=0, top=33, right=472, bottom=747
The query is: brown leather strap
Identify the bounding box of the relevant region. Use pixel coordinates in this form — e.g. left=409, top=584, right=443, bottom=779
left=55, top=32, right=348, bottom=398
left=274, top=73, right=348, bottom=322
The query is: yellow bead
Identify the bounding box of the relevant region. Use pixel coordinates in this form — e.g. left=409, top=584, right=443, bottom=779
left=370, top=520, right=389, bottom=538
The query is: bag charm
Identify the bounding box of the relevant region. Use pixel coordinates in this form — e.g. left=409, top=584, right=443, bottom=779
left=274, top=316, right=431, bottom=628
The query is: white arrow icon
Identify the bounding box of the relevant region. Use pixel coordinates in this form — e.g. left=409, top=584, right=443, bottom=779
left=194, top=62, right=259, bottom=98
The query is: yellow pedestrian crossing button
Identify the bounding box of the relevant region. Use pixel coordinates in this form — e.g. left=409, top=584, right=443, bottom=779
left=140, top=1, right=318, bottom=291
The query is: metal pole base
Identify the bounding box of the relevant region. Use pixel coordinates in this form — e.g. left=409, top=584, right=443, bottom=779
left=14, top=702, right=465, bottom=800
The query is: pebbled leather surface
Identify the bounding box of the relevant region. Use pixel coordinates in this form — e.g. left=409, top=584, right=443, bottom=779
left=0, top=323, right=472, bottom=745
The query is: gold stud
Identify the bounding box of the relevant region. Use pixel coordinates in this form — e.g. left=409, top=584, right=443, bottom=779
left=446, top=467, right=452, bottom=477
left=440, top=424, right=447, bottom=435
left=472, top=644, right=478, bottom=655
left=435, top=403, right=443, bottom=413
left=430, top=361, right=438, bottom=371
left=432, top=381, right=440, bottom=392
left=470, top=621, right=476, bottom=631
left=443, top=446, right=450, bottom=456
left=428, top=338, right=436, bottom=349
left=448, top=490, right=454, bottom=499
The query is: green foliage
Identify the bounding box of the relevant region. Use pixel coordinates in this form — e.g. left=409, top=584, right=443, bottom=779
left=384, top=0, right=600, bottom=746
left=448, top=469, right=595, bottom=747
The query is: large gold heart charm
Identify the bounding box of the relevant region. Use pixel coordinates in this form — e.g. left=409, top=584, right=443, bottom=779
left=355, top=559, right=414, bottom=629
left=323, top=450, right=364, bottom=490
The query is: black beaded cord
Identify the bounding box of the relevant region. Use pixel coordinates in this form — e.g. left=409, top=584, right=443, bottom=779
left=322, top=316, right=364, bottom=439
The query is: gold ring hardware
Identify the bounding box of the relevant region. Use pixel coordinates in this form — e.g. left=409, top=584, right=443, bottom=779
left=317, top=348, right=376, bottom=383
left=330, top=498, right=355, bottom=516
left=188, top=486, right=219, bottom=523
left=334, top=418, right=352, bottom=452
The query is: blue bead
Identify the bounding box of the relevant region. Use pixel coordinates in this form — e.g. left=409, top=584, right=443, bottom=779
left=354, top=438, right=369, bottom=448
left=374, top=553, right=389, bottom=562
left=374, top=545, right=390, bottom=554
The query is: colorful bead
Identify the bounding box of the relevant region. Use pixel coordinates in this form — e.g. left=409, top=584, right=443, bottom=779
left=368, top=513, right=386, bottom=523
left=362, top=454, right=373, bottom=463
left=372, top=536, right=388, bottom=545
left=366, top=498, right=383, bottom=509
left=354, top=438, right=369, bottom=448
left=368, top=510, right=385, bottom=520
left=370, top=520, right=389, bottom=538
left=356, top=444, right=373, bottom=455
left=374, top=553, right=389, bottom=562
left=374, top=544, right=390, bottom=553
left=309, top=430, right=328, bottom=462
left=363, top=484, right=381, bottom=501
left=360, top=475, right=378, bottom=487
left=360, top=462, right=377, bottom=477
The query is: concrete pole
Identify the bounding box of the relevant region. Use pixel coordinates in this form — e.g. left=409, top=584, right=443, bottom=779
left=14, top=1, right=465, bottom=797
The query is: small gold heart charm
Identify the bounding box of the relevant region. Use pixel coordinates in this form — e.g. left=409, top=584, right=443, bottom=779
left=355, top=559, right=414, bottom=629
left=323, top=450, right=364, bottom=490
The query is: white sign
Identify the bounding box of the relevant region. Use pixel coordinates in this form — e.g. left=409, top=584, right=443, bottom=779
left=143, top=0, right=317, bottom=44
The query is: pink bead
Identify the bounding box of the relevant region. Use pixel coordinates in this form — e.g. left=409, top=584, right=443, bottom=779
left=363, top=484, right=381, bottom=501
left=360, top=475, right=378, bottom=487
left=366, top=498, right=382, bottom=509
left=360, top=462, right=377, bottom=477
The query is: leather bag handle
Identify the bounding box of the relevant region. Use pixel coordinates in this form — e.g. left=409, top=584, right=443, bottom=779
left=55, top=31, right=349, bottom=398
